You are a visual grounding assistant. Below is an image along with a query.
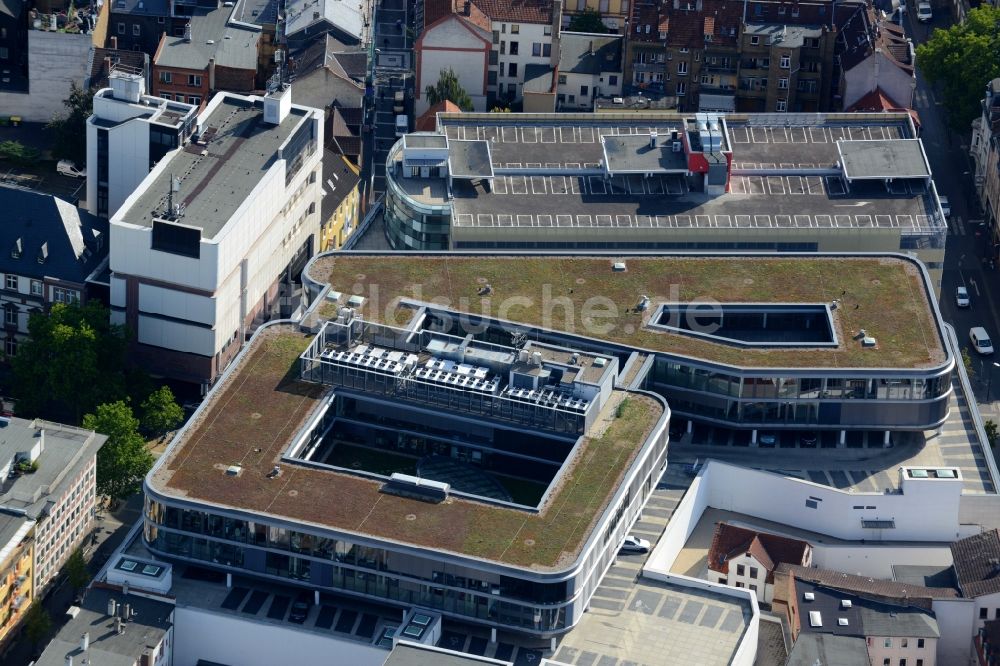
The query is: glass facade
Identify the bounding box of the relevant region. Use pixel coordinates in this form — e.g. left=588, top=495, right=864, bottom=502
left=649, top=357, right=953, bottom=429
left=384, top=142, right=451, bottom=250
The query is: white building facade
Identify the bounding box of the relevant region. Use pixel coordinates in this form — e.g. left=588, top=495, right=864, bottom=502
left=865, top=634, right=938, bottom=666
left=110, top=88, right=324, bottom=385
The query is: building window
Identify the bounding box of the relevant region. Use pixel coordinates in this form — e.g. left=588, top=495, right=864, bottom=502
left=500, top=41, right=506, bottom=55
left=508, top=63, right=517, bottom=77
left=735, top=582, right=744, bottom=588
left=883, top=660, right=890, bottom=666
left=53, top=288, right=79, bottom=304
left=884, top=639, right=892, bottom=648
left=544, top=26, right=551, bottom=36
left=677, top=61, right=688, bottom=75
left=5, top=338, right=16, bottom=357
left=778, top=78, right=788, bottom=89
left=679, top=47, right=689, bottom=53
left=492, top=30, right=499, bottom=43
left=791, top=6, right=799, bottom=16
left=778, top=4, right=786, bottom=13
left=750, top=35, right=759, bottom=45
left=511, top=24, right=519, bottom=34
left=981, top=608, right=989, bottom=619
left=916, top=661, right=923, bottom=666
left=749, top=584, right=757, bottom=592
left=510, top=41, right=519, bottom=55
left=780, top=54, right=791, bottom=68
left=30, top=280, right=42, bottom=296
left=776, top=99, right=786, bottom=112
left=718, top=578, right=726, bottom=583
left=188, top=96, right=201, bottom=105
left=736, top=564, right=745, bottom=576
left=749, top=567, right=758, bottom=578
left=543, top=43, right=551, bottom=57
left=901, top=639, right=908, bottom=648
left=117, top=22, right=125, bottom=34
left=160, top=71, right=172, bottom=84
left=899, top=660, right=905, bottom=666
left=132, top=24, right=140, bottom=36
left=609, top=75, right=617, bottom=85
left=5, top=308, right=16, bottom=326
left=532, top=42, right=541, bottom=56
left=188, top=74, right=202, bottom=86
left=580, top=85, right=589, bottom=97
left=676, top=81, right=687, bottom=96
left=917, top=639, right=924, bottom=649
left=5, top=274, right=16, bottom=290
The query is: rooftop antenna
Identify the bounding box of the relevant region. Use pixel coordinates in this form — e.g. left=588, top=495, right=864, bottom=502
left=166, top=174, right=181, bottom=217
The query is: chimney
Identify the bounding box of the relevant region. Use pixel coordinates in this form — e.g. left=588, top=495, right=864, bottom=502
left=115, top=617, right=124, bottom=634
left=108, top=598, right=117, bottom=616
left=183, top=23, right=192, bottom=42
left=208, top=57, right=216, bottom=90
left=81, top=633, right=89, bottom=652
left=649, top=130, right=657, bottom=147
left=550, top=0, right=563, bottom=67
left=110, top=35, right=118, bottom=49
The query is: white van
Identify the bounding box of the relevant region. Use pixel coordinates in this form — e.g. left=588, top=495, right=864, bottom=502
left=971, top=326, right=994, bottom=355
left=395, top=115, right=408, bottom=137
left=57, top=160, right=86, bottom=178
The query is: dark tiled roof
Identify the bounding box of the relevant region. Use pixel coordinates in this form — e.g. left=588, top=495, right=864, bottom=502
left=778, top=564, right=959, bottom=609
left=89, top=49, right=148, bottom=90
left=320, top=147, right=361, bottom=222
left=707, top=523, right=810, bottom=582
left=629, top=0, right=665, bottom=45
left=0, top=186, right=108, bottom=285
left=560, top=32, right=623, bottom=75
left=951, top=529, right=1000, bottom=598
left=795, top=579, right=940, bottom=639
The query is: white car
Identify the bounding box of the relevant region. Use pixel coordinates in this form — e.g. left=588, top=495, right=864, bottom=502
left=56, top=160, right=86, bottom=178
left=917, top=1, right=932, bottom=22
left=956, top=286, right=970, bottom=308
left=620, top=535, right=651, bottom=554
left=971, top=327, right=994, bottom=355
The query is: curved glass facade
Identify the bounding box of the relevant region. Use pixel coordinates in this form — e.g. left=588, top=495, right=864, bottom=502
left=384, top=140, right=452, bottom=250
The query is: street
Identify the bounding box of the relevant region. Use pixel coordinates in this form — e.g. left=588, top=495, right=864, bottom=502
left=904, top=7, right=1000, bottom=422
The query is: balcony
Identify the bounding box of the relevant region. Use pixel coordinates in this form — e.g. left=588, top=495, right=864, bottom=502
left=632, top=61, right=666, bottom=73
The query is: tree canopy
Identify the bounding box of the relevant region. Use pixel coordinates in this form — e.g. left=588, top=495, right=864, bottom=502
left=141, top=385, right=185, bottom=438
left=425, top=68, right=474, bottom=111
left=23, top=601, right=52, bottom=649
left=63, top=548, right=91, bottom=592
left=12, top=301, right=130, bottom=423
left=916, top=5, right=1000, bottom=130
left=47, top=83, right=94, bottom=165
left=567, top=8, right=609, bottom=33
left=84, top=401, right=155, bottom=505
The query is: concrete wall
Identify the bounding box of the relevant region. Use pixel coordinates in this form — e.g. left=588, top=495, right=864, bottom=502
left=932, top=597, right=976, bottom=666
left=173, top=605, right=387, bottom=666
left=0, top=31, right=92, bottom=122
left=812, top=544, right=953, bottom=578
left=415, top=17, right=489, bottom=115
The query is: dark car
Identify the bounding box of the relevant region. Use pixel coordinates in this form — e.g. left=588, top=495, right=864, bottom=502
left=289, top=594, right=311, bottom=623
left=800, top=433, right=818, bottom=448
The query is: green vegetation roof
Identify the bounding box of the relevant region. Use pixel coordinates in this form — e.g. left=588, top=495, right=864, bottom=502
left=311, top=254, right=946, bottom=369
left=151, top=325, right=663, bottom=571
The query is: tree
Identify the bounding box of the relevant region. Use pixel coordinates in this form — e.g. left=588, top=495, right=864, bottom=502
left=141, top=385, right=185, bottom=438
left=424, top=68, right=474, bottom=112
left=83, top=401, right=155, bottom=506
left=0, top=140, right=40, bottom=166
left=12, top=301, right=129, bottom=423
left=568, top=8, right=609, bottom=33
left=916, top=5, right=1000, bottom=130
left=23, top=601, right=52, bottom=650
left=986, top=420, right=999, bottom=447
left=63, top=548, right=90, bottom=592
left=46, top=83, right=94, bottom=164
left=963, top=347, right=975, bottom=381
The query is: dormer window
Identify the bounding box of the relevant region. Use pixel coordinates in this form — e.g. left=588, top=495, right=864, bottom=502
left=37, top=242, right=48, bottom=264
left=10, top=237, right=21, bottom=259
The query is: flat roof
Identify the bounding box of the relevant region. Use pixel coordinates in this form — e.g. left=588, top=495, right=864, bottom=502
left=838, top=139, right=930, bottom=180
left=310, top=253, right=946, bottom=370
left=150, top=325, right=664, bottom=571
left=602, top=134, right=689, bottom=173
left=118, top=96, right=311, bottom=238
left=449, top=140, right=494, bottom=179
left=553, top=576, right=751, bottom=665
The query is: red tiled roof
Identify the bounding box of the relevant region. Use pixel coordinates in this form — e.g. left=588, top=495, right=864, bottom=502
left=663, top=0, right=743, bottom=49
left=707, top=523, right=811, bottom=582
left=778, top=564, right=959, bottom=609
left=416, top=100, right=461, bottom=131
left=846, top=88, right=902, bottom=112
left=423, top=0, right=492, bottom=32
left=471, top=0, right=552, bottom=24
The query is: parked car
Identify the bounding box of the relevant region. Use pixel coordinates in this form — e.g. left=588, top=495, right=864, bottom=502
left=57, top=160, right=86, bottom=178
left=393, top=90, right=405, bottom=114
left=395, top=114, right=408, bottom=137
left=758, top=432, right=777, bottom=447
left=620, top=535, right=651, bottom=554
left=956, top=286, right=970, bottom=308
left=971, top=326, right=994, bottom=355
left=289, top=593, right=311, bottom=623
left=916, top=1, right=932, bottom=21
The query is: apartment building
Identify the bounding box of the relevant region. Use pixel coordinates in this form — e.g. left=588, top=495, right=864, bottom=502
left=87, top=67, right=198, bottom=219
left=0, top=517, right=32, bottom=651
left=152, top=7, right=261, bottom=105
left=557, top=32, right=624, bottom=110
left=108, top=0, right=172, bottom=56
left=837, top=6, right=915, bottom=113
left=0, top=185, right=109, bottom=359
left=707, top=522, right=812, bottom=604
left=972, top=78, right=1000, bottom=241
left=0, top=418, right=107, bottom=593
left=562, top=0, right=631, bottom=33
left=415, top=11, right=491, bottom=114
left=109, top=87, right=324, bottom=385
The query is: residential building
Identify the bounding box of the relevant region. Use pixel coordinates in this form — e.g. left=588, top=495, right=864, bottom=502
left=319, top=148, right=362, bottom=250
left=230, top=0, right=282, bottom=86
left=486, top=0, right=560, bottom=107
left=86, top=67, right=198, bottom=219
left=107, top=0, right=171, bottom=56
left=778, top=577, right=940, bottom=666
left=414, top=11, right=492, bottom=114
left=707, top=522, right=812, bottom=604
left=562, top=0, right=631, bottom=33
left=0, top=417, right=107, bottom=593
left=0, top=514, right=33, bottom=651
left=951, top=530, right=1000, bottom=635
left=284, top=0, right=366, bottom=48
left=0, top=185, right=109, bottom=358
left=785, top=634, right=871, bottom=666
left=0, top=10, right=93, bottom=122
left=0, top=0, right=28, bottom=95
left=837, top=6, right=915, bottom=113
left=33, top=583, right=175, bottom=666
left=557, top=31, right=623, bottom=110
left=738, top=20, right=835, bottom=113
left=288, top=35, right=366, bottom=151
left=109, top=87, right=324, bottom=386
left=971, top=78, right=1000, bottom=239
left=151, top=7, right=261, bottom=105
left=141, top=250, right=957, bottom=640
left=385, top=111, right=950, bottom=289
